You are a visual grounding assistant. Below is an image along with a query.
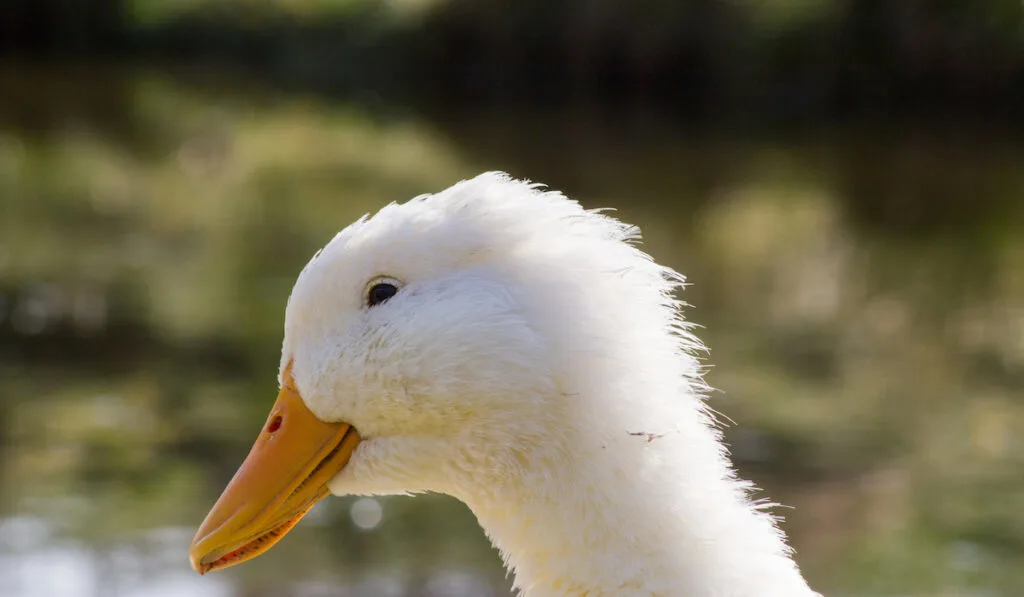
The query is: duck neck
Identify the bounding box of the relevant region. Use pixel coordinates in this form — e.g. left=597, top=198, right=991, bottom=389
left=461, top=413, right=817, bottom=597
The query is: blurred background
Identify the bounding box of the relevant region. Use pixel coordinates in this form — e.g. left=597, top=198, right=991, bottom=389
left=2, top=1, right=1024, bottom=596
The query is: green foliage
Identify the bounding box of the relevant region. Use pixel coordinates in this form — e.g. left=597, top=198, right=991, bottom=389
left=2, top=69, right=1024, bottom=596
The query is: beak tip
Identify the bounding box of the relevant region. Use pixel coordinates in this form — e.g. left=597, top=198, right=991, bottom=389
left=189, top=543, right=210, bottom=575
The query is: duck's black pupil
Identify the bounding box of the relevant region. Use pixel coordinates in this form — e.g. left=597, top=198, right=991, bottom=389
left=368, top=283, right=398, bottom=306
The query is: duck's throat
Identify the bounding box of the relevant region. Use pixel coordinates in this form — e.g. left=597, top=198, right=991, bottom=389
left=460, top=432, right=817, bottom=597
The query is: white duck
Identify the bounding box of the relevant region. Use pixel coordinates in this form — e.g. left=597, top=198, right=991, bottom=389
left=189, top=172, right=820, bottom=596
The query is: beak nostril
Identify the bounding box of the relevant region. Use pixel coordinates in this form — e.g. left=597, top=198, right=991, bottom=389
left=267, top=415, right=283, bottom=434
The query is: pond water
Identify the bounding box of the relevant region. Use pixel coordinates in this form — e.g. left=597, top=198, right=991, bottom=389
left=1, top=66, right=1023, bottom=597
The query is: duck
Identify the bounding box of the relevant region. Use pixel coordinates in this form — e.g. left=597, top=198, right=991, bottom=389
left=188, top=172, right=821, bottom=596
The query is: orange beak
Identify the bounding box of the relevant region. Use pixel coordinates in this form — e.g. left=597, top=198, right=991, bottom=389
left=188, top=364, right=360, bottom=574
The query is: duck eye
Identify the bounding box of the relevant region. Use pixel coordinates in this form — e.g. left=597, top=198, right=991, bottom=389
left=367, top=282, right=398, bottom=307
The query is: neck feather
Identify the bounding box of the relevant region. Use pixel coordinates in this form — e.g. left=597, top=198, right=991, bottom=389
left=463, top=415, right=817, bottom=596
left=454, top=328, right=819, bottom=597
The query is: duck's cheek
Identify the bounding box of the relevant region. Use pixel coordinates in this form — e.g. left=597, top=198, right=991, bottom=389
left=326, top=436, right=453, bottom=497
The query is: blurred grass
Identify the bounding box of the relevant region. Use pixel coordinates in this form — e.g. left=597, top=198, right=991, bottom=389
left=0, top=69, right=1023, bottom=596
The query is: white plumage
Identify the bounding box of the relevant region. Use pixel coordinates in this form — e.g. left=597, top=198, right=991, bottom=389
left=280, top=172, right=819, bottom=596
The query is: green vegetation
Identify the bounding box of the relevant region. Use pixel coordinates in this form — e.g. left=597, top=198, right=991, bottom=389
left=1, top=69, right=1023, bottom=595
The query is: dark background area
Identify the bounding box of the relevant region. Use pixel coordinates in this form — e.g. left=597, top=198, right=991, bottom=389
left=2, top=0, right=1023, bottom=122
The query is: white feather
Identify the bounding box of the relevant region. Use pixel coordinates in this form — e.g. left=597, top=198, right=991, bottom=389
left=280, top=172, right=820, bottom=596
